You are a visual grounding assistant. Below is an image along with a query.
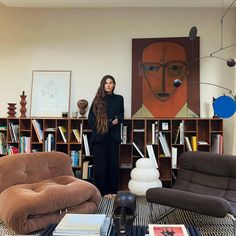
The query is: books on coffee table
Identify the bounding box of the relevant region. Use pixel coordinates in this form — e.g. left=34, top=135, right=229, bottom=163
left=53, top=213, right=110, bottom=236
left=149, top=224, right=189, bottom=236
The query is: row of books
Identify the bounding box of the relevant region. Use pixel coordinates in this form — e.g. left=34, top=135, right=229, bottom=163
left=0, top=132, right=7, bottom=155
left=1, top=135, right=31, bottom=155
left=71, top=150, right=82, bottom=167
left=8, top=122, right=19, bottom=142
left=32, top=120, right=83, bottom=144
left=133, top=142, right=158, bottom=168
left=44, top=133, right=55, bottom=152
left=184, top=136, right=197, bottom=152
left=82, top=160, right=93, bottom=179
left=135, top=120, right=184, bottom=146
left=19, top=136, right=31, bottom=153
left=211, top=134, right=223, bottom=154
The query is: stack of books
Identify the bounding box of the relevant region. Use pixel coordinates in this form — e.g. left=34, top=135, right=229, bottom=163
left=53, top=214, right=111, bottom=236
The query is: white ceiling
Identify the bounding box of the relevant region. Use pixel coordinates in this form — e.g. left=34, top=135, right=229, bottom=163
left=0, top=0, right=235, bottom=8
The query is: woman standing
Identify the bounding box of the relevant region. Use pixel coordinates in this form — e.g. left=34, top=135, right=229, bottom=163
left=88, top=75, right=124, bottom=197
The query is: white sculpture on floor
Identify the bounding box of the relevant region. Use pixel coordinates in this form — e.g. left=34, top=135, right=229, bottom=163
left=128, top=158, right=162, bottom=196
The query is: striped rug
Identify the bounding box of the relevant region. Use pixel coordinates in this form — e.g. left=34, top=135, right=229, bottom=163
left=0, top=196, right=234, bottom=235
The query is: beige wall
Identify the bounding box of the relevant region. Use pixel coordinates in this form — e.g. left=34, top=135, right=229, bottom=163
left=0, top=5, right=235, bottom=153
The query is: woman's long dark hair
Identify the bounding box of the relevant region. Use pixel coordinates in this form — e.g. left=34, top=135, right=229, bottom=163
left=93, top=75, right=116, bottom=134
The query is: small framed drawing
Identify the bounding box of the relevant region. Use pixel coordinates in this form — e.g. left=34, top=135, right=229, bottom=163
left=149, top=224, right=189, bottom=236
left=30, top=70, right=71, bottom=117
left=162, top=122, right=169, bottom=130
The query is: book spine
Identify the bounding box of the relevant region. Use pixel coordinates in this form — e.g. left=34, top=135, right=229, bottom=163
left=83, top=134, right=90, bottom=156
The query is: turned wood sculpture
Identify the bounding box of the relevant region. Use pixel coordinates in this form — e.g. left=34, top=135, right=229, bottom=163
left=20, top=91, right=27, bottom=118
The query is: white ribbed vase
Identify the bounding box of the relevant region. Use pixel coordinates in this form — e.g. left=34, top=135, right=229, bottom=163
left=128, top=158, right=162, bottom=196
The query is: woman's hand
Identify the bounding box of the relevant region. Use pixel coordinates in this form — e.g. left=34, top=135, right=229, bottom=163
left=112, top=118, right=118, bottom=125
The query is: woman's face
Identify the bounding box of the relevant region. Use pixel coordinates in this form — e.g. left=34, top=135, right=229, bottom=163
left=104, top=78, right=115, bottom=94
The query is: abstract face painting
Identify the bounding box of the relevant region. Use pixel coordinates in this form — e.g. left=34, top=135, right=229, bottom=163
left=132, top=37, right=200, bottom=117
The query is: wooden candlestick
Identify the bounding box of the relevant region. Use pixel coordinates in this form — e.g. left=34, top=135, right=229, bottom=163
left=20, top=91, right=27, bottom=118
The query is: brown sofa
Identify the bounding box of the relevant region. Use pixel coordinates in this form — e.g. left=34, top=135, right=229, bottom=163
left=146, top=151, right=236, bottom=234
left=0, top=151, right=101, bottom=234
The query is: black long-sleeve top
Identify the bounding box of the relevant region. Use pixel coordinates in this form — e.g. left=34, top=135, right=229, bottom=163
left=88, top=93, right=124, bottom=144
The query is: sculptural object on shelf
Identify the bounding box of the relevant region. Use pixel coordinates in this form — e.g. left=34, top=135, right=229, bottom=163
left=7, top=103, right=17, bottom=118
left=20, top=91, right=27, bottom=118
left=77, top=99, right=88, bottom=117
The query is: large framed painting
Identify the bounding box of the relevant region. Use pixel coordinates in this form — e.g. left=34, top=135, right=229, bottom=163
left=132, top=37, right=200, bottom=117
left=30, top=70, right=71, bottom=117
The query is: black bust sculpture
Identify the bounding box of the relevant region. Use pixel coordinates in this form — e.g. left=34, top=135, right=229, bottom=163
left=112, top=191, right=136, bottom=236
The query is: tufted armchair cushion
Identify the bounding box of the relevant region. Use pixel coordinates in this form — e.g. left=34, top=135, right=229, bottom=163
left=0, top=152, right=101, bottom=234
left=0, top=151, right=74, bottom=193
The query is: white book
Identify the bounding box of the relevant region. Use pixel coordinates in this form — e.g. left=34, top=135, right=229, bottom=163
left=120, top=122, right=123, bottom=143
left=32, top=119, right=43, bottom=143
left=171, top=147, right=178, bottom=168
left=179, top=121, right=185, bottom=145
left=184, top=136, right=192, bottom=151
left=53, top=214, right=106, bottom=235
left=159, top=132, right=171, bottom=157
left=58, top=126, right=67, bottom=143
left=146, top=144, right=158, bottom=168
left=162, top=134, right=171, bottom=156
left=72, top=129, right=81, bottom=143
left=79, top=123, right=83, bottom=143
left=47, top=133, right=54, bottom=151
left=82, top=160, right=89, bottom=179
left=122, top=125, right=128, bottom=144
left=174, top=125, right=180, bottom=144
left=82, top=134, right=90, bottom=156
left=132, top=142, right=144, bottom=158
left=197, top=140, right=208, bottom=145
left=151, top=123, right=156, bottom=144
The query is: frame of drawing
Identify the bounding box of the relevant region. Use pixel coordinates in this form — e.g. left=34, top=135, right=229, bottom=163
left=132, top=37, right=200, bottom=118
left=149, top=224, right=189, bottom=236
left=30, top=70, right=71, bottom=117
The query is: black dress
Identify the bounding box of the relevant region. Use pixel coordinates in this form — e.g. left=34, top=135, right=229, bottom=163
left=88, top=93, right=124, bottom=196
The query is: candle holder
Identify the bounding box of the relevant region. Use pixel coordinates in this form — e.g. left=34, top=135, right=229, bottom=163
left=20, top=91, right=27, bottom=118
left=7, top=103, right=17, bottom=117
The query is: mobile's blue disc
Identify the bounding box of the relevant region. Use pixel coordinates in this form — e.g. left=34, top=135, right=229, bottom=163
left=213, top=95, right=236, bottom=118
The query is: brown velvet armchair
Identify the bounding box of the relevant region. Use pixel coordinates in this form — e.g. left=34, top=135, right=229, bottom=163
left=0, top=151, right=101, bottom=234
left=146, top=151, right=236, bottom=236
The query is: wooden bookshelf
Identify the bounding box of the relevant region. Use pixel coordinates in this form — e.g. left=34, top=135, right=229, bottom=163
left=0, top=117, right=223, bottom=190
left=119, top=118, right=223, bottom=190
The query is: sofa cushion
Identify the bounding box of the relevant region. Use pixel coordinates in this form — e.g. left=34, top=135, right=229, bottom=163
left=0, top=175, right=101, bottom=234
left=146, top=187, right=230, bottom=217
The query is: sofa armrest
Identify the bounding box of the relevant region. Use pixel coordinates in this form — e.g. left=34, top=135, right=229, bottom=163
left=146, top=188, right=230, bottom=218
